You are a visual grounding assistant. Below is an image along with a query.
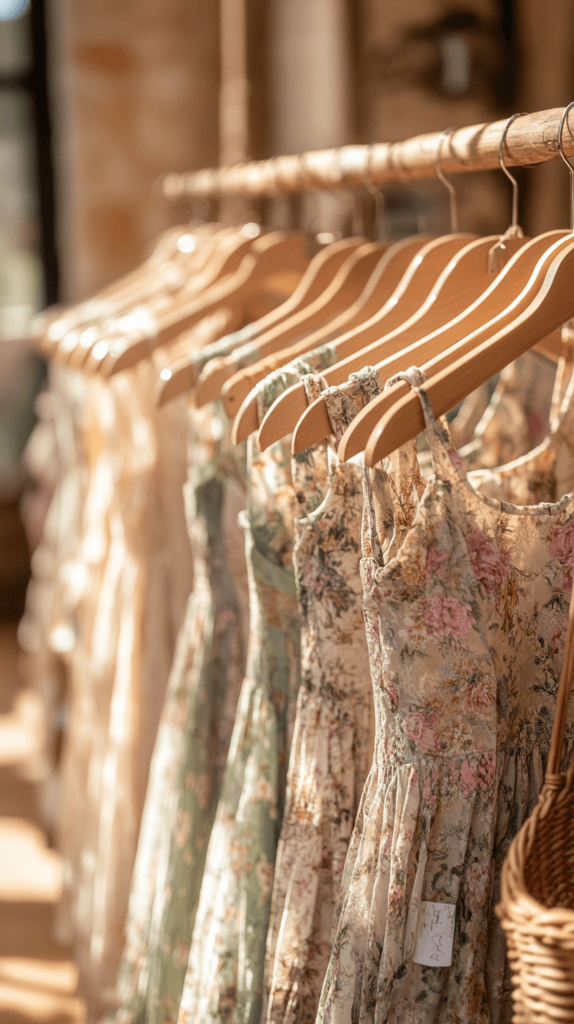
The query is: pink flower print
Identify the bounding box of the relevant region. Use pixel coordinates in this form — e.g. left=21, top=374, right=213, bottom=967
left=464, top=674, right=496, bottom=715
left=549, top=518, right=574, bottom=590
left=422, top=594, right=474, bottom=640
left=302, top=558, right=328, bottom=599
left=448, top=446, right=465, bottom=472
left=466, top=860, right=490, bottom=905
left=382, top=671, right=399, bottom=708
left=425, top=544, right=448, bottom=581
left=459, top=758, right=477, bottom=798
left=553, top=628, right=565, bottom=653
left=477, top=751, right=496, bottom=791
left=467, top=528, right=512, bottom=594
left=421, top=774, right=438, bottom=813
left=405, top=709, right=440, bottom=753
left=309, top=941, right=330, bottom=962
left=388, top=884, right=403, bottom=910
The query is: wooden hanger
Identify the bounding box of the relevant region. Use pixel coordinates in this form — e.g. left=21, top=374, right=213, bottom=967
left=203, top=236, right=393, bottom=414
left=155, top=236, right=363, bottom=407
left=284, top=233, right=533, bottom=453
left=60, top=226, right=232, bottom=370
left=282, top=109, right=560, bottom=456
left=335, top=230, right=570, bottom=460
left=195, top=238, right=382, bottom=408
left=215, top=235, right=429, bottom=416
left=365, top=237, right=574, bottom=464
left=54, top=224, right=250, bottom=367
left=255, top=230, right=499, bottom=449
left=237, top=232, right=476, bottom=446
left=45, top=224, right=230, bottom=363
left=347, top=107, right=574, bottom=463
left=85, top=231, right=310, bottom=376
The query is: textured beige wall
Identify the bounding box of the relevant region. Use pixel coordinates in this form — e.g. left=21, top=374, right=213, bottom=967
left=50, top=0, right=220, bottom=301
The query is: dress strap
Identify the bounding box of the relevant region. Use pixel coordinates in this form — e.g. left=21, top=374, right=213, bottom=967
left=384, top=364, right=468, bottom=485
left=255, top=353, right=334, bottom=424
left=323, top=365, right=382, bottom=445
left=292, top=373, right=330, bottom=515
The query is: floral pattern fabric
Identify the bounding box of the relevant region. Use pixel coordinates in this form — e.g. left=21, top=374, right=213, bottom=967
left=468, top=343, right=574, bottom=506
left=318, top=367, right=574, bottom=1024
left=264, top=368, right=382, bottom=1024
left=107, top=400, right=249, bottom=1024
left=458, top=350, right=557, bottom=471
left=177, top=352, right=336, bottom=1024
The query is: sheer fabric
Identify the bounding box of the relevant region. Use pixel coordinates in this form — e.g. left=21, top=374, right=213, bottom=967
left=177, top=353, right=336, bottom=1024
left=318, top=367, right=574, bottom=1024
left=264, top=368, right=382, bottom=1024
left=109, top=400, right=248, bottom=1024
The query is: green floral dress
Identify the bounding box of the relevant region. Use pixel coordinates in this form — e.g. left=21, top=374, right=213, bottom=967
left=107, top=400, right=249, bottom=1024
left=317, top=367, right=574, bottom=1024
left=177, top=352, right=337, bottom=1024
left=264, top=368, right=383, bottom=1024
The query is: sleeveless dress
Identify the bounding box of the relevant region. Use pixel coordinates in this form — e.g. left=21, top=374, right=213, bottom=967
left=108, top=399, right=249, bottom=1024
left=264, top=368, right=381, bottom=1024
left=457, top=350, right=556, bottom=471
left=467, top=347, right=574, bottom=507
left=177, top=353, right=337, bottom=1024
left=317, top=367, right=574, bottom=1024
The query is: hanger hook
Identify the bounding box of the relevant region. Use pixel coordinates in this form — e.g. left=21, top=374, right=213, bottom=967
left=558, top=102, right=574, bottom=232
left=363, top=143, right=386, bottom=242
left=435, top=127, right=458, bottom=233
left=499, top=112, right=527, bottom=230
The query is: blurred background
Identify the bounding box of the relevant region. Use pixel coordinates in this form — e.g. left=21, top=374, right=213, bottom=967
left=3, top=0, right=574, bottom=611
left=0, top=1, right=574, bottom=1020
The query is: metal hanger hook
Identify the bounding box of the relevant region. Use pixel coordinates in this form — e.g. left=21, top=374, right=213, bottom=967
left=558, top=102, right=574, bottom=232
left=435, top=127, right=458, bottom=233
left=499, top=112, right=528, bottom=230
left=363, top=143, right=386, bottom=242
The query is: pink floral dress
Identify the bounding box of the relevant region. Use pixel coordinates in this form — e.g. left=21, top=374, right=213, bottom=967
left=467, top=345, right=574, bottom=506
left=264, top=368, right=381, bottom=1024
left=317, top=367, right=574, bottom=1024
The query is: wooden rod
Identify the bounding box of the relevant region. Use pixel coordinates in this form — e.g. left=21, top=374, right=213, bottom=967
left=162, top=106, right=574, bottom=201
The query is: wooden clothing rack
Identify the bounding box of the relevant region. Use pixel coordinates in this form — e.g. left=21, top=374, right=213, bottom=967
left=163, top=106, right=574, bottom=202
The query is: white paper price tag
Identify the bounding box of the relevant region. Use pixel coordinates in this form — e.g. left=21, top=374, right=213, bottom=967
left=413, top=901, right=455, bottom=968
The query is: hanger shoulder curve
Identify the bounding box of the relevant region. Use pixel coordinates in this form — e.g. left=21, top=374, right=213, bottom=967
left=103, top=233, right=310, bottom=377
left=239, top=234, right=475, bottom=445
left=230, top=388, right=259, bottom=444
left=257, top=382, right=309, bottom=451
left=337, top=229, right=570, bottom=461
left=220, top=240, right=385, bottom=416
left=193, top=237, right=366, bottom=404
left=287, top=234, right=502, bottom=453
left=366, top=238, right=574, bottom=465
left=256, top=236, right=430, bottom=451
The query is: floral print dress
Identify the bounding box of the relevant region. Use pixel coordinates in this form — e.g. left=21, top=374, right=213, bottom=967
left=264, top=368, right=383, bottom=1024
left=457, top=350, right=557, bottom=471
left=106, top=398, right=249, bottom=1024
left=467, top=344, right=574, bottom=506
left=177, top=352, right=337, bottom=1024
left=317, top=367, right=574, bottom=1024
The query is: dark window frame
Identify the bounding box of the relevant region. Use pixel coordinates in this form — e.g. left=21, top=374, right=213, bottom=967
left=0, top=0, right=58, bottom=306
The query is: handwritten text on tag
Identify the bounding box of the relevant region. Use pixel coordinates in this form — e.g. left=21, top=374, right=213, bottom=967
left=413, top=901, right=455, bottom=968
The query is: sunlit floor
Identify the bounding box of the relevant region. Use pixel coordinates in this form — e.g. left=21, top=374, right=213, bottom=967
left=0, top=623, right=85, bottom=1024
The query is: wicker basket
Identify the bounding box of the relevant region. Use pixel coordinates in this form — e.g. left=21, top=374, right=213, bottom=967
left=499, top=587, right=574, bottom=1022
